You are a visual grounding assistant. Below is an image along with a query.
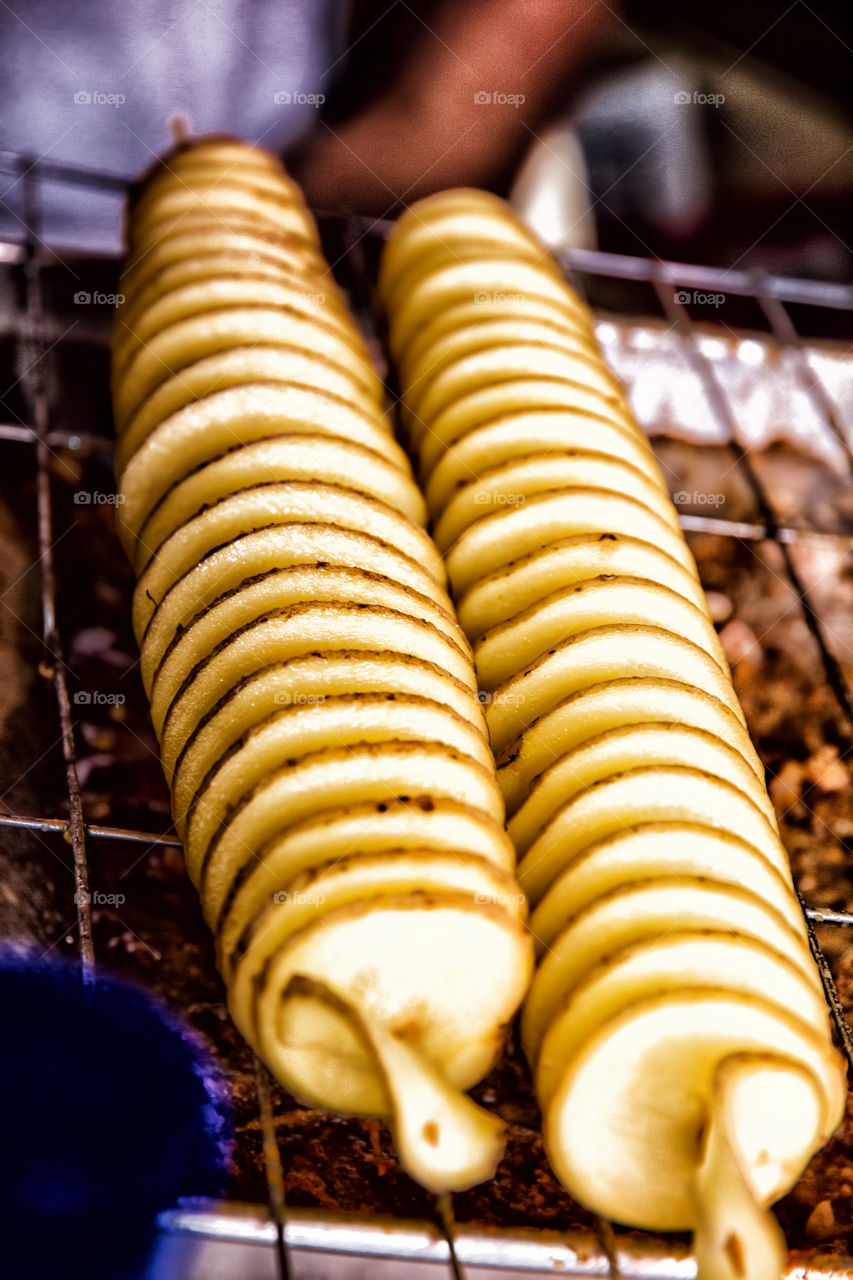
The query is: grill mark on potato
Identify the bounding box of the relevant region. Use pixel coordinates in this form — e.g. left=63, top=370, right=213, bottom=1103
left=155, top=564, right=463, bottom=674
left=120, top=352, right=380, bottom=461
left=170, top=649, right=486, bottom=789
left=157, top=599, right=474, bottom=734
left=189, top=691, right=491, bottom=825
left=118, top=308, right=377, bottom=415
left=133, top=479, right=440, bottom=582
left=199, top=739, right=502, bottom=889
left=135, top=434, right=411, bottom=549
left=139, top=523, right=443, bottom=648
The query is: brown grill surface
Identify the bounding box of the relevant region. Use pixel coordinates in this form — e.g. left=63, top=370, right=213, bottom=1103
left=1, top=151, right=853, bottom=1275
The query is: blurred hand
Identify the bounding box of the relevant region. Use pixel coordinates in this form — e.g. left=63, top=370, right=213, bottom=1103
left=289, top=0, right=615, bottom=213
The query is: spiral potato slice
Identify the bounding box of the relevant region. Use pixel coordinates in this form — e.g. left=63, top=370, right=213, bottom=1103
left=112, top=308, right=380, bottom=429
left=473, top=576, right=728, bottom=687
left=169, top=654, right=488, bottom=837
left=113, top=274, right=355, bottom=376
left=138, top=529, right=460, bottom=687
left=149, top=583, right=473, bottom=740
left=456, top=532, right=709, bottom=637
left=495, top=678, right=765, bottom=814
left=431, top=451, right=675, bottom=555
left=131, top=484, right=446, bottom=631
left=424, top=416, right=663, bottom=517
left=524, top=825, right=805, bottom=957
left=215, top=797, right=517, bottom=966
left=134, top=434, right=427, bottom=556
left=119, top=347, right=378, bottom=464
left=117, top=382, right=403, bottom=551
left=185, top=714, right=501, bottom=890
left=119, top=225, right=327, bottom=301
left=111, top=139, right=533, bottom=1194
left=417, top=381, right=647, bottom=480
left=381, top=188, right=845, bottom=1276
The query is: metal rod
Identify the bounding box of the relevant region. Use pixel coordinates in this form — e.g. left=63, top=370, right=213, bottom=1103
left=19, top=162, right=95, bottom=980
left=798, top=890, right=853, bottom=1072
left=753, top=279, right=853, bottom=469
left=436, top=1195, right=467, bottom=1280
left=253, top=1057, right=292, bottom=1280
left=0, top=810, right=181, bottom=846
left=564, top=246, right=853, bottom=310
left=0, top=151, right=132, bottom=193
left=0, top=422, right=137, bottom=454
left=807, top=907, right=853, bottom=928
left=596, top=1217, right=624, bottom=1280
left=676, top=512, right=853, bottom=545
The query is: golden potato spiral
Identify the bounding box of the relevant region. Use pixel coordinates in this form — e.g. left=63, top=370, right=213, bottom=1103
left=111, top=140, right=533, bottom=1194
left=380, top=188, right=846, bottom=1279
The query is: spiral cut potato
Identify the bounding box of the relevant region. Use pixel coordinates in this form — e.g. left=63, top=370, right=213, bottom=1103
left=380, top=189, right=847, bottom=1276
left=111, top=139, right=533, bottom=1193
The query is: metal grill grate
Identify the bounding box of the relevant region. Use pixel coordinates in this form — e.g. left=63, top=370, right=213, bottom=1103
left=2, top=150, right=853, bottom=1279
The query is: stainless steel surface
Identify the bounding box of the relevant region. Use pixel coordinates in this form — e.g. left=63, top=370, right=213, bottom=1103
left=152, top=1202, right=853, bottom=1279
left=2, top=150, right=853, bottom=1277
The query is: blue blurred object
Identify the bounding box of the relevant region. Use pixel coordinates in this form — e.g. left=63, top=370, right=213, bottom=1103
left=0, top=957, right=230, bottom=1280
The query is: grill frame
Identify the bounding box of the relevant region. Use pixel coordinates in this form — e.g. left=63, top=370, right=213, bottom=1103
left=1, top=149, right=853, bottom=1279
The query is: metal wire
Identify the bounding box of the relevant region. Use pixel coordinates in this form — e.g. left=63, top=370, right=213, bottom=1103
left=436, top=1195, right=467, bottom=1280
left=254, top=1058, right=292, bottom=1280
left=17, top=161, right=95, bottom=981
left=0, top=811, right=182, bottom=846
left=754, top=280, right=853, bottom=469
left=4, top=151, right=853, bottom=1280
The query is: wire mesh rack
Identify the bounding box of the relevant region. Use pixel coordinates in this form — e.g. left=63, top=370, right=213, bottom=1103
left=1, top=149, right=853, bottom=1278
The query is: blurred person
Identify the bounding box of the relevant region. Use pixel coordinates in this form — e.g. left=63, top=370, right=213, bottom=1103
left=291, top=0, right=853, bottom=271
left=0, top=0, right=612, bottom=251
left=0, top=1, right=850, bottom=271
